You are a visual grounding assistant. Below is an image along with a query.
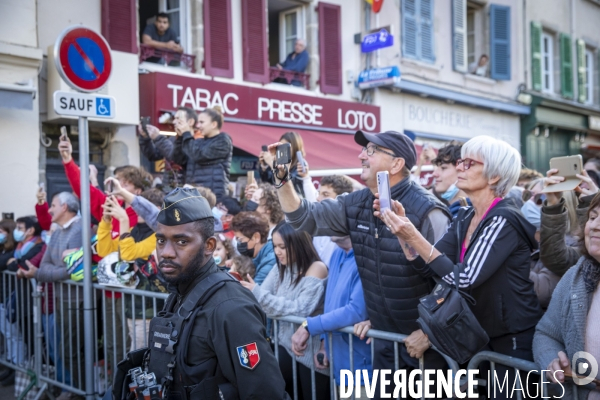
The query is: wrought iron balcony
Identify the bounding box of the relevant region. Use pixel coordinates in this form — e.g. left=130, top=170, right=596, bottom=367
left=269, top=67, right=310, bottom=89
left=139, top=44, right=196, bottom=73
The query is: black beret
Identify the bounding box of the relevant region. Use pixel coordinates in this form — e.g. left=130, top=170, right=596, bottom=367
left=354, top=130, right=417, bottom=171
left=157, top=188, right=213, bottom=226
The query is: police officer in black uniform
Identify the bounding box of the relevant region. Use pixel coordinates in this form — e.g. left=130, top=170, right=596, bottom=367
left=113, top=188, right=289, bottom=400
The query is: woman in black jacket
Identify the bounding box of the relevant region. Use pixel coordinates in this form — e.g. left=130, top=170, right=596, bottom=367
left=259, top=131, right=307, bottom=198
left=378, top=135, right=542, bottom=399
left=171, top=106, right=233, bottom=201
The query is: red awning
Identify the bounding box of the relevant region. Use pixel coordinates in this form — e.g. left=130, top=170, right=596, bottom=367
left=224, top=122, right=363, bottom=170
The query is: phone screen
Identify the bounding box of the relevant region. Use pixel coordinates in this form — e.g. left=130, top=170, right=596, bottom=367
left=60, top=126, right=68, bottom=140
left=106, top=180, right=113, bottom=194
left=247, top=171, right=255, bottom=185
left=377, top=171, right=392, bottom=212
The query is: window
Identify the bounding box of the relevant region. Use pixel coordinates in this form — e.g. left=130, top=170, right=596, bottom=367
left=467, top=8, right=475, bottom=65
left=585, top=49, right=595, bottom=104
left=542, top=33, right=554, bottom=93
left=402, top=0, right=435, bottom=63
left=280, top=8, right=304, bottom=59
left=159, top=0, right=190, bottom=51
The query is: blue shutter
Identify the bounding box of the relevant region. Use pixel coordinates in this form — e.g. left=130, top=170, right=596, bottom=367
left=420, top=0, right=435, bottom=63
left=402, top=0, right=418, bottom=59
left=490, top=4, right=511, bottom=80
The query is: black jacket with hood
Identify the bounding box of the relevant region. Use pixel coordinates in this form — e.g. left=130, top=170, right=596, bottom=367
left=415, top=199, right=543, bottom=339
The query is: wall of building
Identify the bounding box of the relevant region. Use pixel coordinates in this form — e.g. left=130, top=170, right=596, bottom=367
left=36, top=0, right=101, bottom=55
left=0, top=0, right=38, bottom=48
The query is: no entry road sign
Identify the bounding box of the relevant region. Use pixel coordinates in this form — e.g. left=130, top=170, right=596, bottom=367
left=54, top=26, right=113, bottom=92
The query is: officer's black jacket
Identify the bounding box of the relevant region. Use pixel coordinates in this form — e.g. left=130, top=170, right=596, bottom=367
left=165, top=260, right=289, bottom=400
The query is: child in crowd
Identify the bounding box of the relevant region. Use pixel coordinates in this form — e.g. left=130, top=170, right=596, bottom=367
left=214, top=233, right=235, bottom=271
left=229, top=255, right=255, bottom=282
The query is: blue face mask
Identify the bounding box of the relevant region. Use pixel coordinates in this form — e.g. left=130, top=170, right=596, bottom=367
left=213, top=255, right=222, bottom=265
left=0, top=233, right=6, bottom=244
left=13, top=230, right=26, bottom=243
left=441, top=183, right=460, bottom=201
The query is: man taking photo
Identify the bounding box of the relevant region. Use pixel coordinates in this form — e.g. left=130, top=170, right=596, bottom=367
left=271, top=130, right=451, bottom=399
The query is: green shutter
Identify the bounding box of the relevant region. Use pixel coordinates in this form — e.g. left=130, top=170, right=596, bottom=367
left=531, top=22, right=542, bottom=91
left=576, top=39, right=587, bottom=103
left=560, top=33, right=574, bottom=99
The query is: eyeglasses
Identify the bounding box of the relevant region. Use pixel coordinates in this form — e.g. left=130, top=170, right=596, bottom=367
left=456, top=158, right=484, bottom=170
left=362, top=145, right=396, bottom=158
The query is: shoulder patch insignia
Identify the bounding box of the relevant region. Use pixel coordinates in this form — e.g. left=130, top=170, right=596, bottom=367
left=236, top=342, right=260, bottom=370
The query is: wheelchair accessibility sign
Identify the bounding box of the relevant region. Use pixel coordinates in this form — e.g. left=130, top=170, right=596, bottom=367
left=53, top=91, right=116, bottom=119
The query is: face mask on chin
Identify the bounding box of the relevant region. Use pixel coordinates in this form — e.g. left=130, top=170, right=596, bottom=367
left=441, top=183, right=460, bottom=201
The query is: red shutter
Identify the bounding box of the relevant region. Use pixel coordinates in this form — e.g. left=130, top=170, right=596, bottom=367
left=204, top=0, right=234, bottom=78
left=318, top=2, right=342, bottom=94
left=242, top=0, right=269, bottom=83
left=101, top=0, right=137, bottom=53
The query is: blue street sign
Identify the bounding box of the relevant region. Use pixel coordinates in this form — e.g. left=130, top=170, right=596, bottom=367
left=361, top=29, right=394, bottom=53
left=357, top=66, right=401, bottom=89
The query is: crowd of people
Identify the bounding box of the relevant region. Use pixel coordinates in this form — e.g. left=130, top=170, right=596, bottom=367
left=0, top=105, right=600, bottom=399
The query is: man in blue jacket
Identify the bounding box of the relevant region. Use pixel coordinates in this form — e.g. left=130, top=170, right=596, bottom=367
left=291, top=235, right=372, bottom=396
left=276, top=39, right=309, bottom=86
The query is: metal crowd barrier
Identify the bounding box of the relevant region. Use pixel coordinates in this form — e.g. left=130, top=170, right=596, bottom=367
left=0, top=270, right=574, bottom=400
left=272, top=315, right=460, bottom=400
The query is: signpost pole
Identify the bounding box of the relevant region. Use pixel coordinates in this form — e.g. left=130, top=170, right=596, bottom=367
left=78, top=116, right=95, bottom=399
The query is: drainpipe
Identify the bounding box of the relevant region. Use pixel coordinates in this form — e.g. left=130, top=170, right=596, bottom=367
left=523, top=0, right=528, bottom=88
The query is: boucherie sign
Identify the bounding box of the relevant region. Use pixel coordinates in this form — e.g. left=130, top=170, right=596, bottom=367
left=142, top=72, right=380, bottom=133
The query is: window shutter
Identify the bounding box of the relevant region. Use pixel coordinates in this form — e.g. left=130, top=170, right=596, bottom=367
left=318, top=2, right=342, bottom=95
left=452, top=0, right=467, bottom=72
left=402, top=0, right=418, bottom=59
left=242, top=0, right=268, bottom=83
left=560, top=33, right=574, bottom=99
left=420, top=0, right=435, bottom=63
left=204, top=0, right=233, bottom=78
left=530, top=22, right=542, bottom=91
left=489, top=4, right=511, bottom=80
left=576, top=39, right=587, bottom=103
left=101, top=0, right=137, bottom=53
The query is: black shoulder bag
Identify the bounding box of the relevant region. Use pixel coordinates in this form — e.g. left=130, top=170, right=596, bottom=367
left=416, top=219, right=489, bottom=364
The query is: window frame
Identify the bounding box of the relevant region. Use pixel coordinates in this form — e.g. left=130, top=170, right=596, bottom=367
left=158, top=0, right=191, bottom=53
left=279, top=6, right=305, bottom=61
left=541, top=32, right=554, bottom=94
left=466, top=7, right=476, bottom=65
left=585, top=48, right=595, bottom=104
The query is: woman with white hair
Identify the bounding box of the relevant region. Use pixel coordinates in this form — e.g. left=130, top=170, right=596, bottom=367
left=378, top=136, right=542, bottom=395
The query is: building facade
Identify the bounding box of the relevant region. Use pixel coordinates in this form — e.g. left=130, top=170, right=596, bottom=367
left=3, top=0, right=599, bottom=216
left=521, top=0, right=600, bottom=172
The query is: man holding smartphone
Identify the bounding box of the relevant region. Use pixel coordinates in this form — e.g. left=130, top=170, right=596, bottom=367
left=272, top=130, right=451, bottom=399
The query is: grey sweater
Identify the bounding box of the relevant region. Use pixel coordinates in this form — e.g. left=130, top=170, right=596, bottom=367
left=35, top=216, right=83, bottom=302
left=252, top=265, right=328, bottom=374
left=533, top=256, right=593, bottom=400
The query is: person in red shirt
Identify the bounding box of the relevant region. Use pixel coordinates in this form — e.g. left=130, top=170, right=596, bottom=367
left=57, top=134, right=153, bottom=377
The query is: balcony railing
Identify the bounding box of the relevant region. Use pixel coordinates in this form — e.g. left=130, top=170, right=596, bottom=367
left=139, top=44, right=196, bottom=73
left=269, top=67, right=310, bottom=89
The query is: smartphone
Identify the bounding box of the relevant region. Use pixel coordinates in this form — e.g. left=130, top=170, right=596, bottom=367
left=39, top=182, right=45, bottom=191
left=229, top=271, right=243, bottom=281
left=140, top=116, right=151, bottom=135
left=247, top=171, right=255, bottom=185
left=2, top=213, right=14, bottom=220
left=106, top=180, right=114, bottom=194
left=542, top=155, right=584, bottom=193
left=60, top=126, right=68, bottom=141
left=261, top=145, right=268, bottom=152
left=275, top=143, right=292, bottom=165
left=296, top=151, right=306, bottom=173
left=377, top=171, right=392, bottom=212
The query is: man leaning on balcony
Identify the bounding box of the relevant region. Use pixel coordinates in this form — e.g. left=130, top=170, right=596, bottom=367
left=275, top=39, right=309, bottom=86
left=142, top=12, right=183, bottom=64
